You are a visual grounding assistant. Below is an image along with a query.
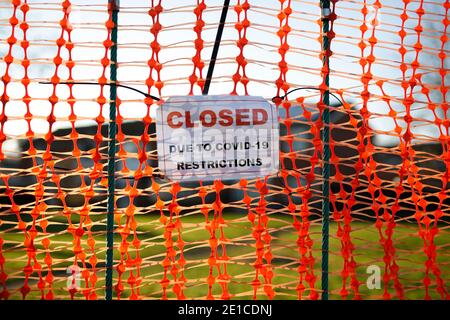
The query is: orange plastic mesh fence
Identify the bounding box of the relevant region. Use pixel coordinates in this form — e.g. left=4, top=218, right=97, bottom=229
left=0, top=0, right=449, bottom=300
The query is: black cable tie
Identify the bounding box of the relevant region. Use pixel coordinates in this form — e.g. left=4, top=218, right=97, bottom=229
left=39, top=81, right=161, bottom=101
left=271, top=87, right=344, bottom=106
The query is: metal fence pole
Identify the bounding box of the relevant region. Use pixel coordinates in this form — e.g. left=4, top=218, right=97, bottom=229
left=321, top=0, right=331, bottom=301
left=106, top=0, right=119, bottom=301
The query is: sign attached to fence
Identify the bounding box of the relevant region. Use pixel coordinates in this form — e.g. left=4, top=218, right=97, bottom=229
left=156, top=95, right=279, bottom=182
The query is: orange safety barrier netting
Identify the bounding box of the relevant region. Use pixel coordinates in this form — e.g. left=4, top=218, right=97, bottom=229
left=0, top=0, right=449, bottom=300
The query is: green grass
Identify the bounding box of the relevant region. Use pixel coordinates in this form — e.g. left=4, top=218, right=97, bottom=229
left=1, top=211, right=449, bottom=300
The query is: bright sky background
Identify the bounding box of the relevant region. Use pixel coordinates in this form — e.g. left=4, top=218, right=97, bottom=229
left=0, top=0, right=448, bottom=152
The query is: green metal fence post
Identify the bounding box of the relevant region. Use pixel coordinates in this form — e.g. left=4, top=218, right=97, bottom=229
left=106, top=0, right=119, bottom=301
left=321, top=0, right=331, bottom=301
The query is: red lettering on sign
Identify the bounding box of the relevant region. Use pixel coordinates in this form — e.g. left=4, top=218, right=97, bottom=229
left=167, top=111, right=183, bottom=128
left=185, top=110, right=196, bottom=128
left=253, top=109, right=268, bottom=125
left=199, top=110, right=217, bottom=127
left=236, top=109, right=250, bottom=126
left=218, top=109, right=233, bottom=126
left=166, top=108, right=269, bottom=129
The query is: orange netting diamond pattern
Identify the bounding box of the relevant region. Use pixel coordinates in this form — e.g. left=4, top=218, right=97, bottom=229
left=0, top=0, right=449, bottom=300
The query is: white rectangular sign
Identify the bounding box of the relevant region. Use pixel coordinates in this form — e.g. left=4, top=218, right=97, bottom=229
left=156, top=95, right=279, bottom=182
